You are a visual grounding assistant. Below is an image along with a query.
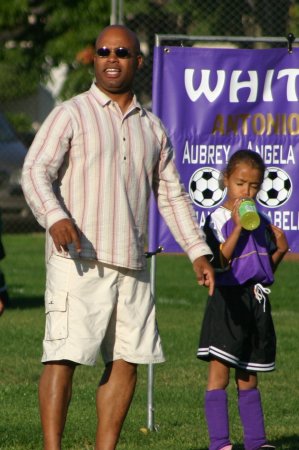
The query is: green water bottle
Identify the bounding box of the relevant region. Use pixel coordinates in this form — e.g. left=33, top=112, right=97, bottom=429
left=238, top=198, right=260, bottom=231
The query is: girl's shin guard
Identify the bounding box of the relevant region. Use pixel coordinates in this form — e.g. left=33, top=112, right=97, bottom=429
left=238, top=388, right=267, bottom=450
left=205, top=389, right=231, bottom=450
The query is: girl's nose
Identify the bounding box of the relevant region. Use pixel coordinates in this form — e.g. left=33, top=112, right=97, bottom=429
left=242, top=186, right=250, bottom=197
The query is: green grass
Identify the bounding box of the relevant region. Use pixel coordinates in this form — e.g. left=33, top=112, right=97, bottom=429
left=0, top=234, right=298, bottom=449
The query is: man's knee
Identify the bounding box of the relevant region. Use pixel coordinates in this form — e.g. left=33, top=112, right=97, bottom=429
left=100, top=359, right=138, bottom=386
left=41, top=361, right=77, bottom=384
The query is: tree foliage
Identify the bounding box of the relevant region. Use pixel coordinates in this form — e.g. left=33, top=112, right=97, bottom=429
left=0, top=0, right=110, bottom=103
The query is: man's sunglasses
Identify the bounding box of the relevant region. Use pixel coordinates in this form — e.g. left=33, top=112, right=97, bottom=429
left=95, top=47, right=133, bottom=59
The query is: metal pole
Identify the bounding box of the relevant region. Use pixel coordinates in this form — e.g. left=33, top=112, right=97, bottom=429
left=110, top=0, right=124, bottom=25
left=155, top=33, right=299, bottom=47
left=147, top=254, right=156, bottom=431
left=118, top=0, right=124, bottom=24
left=110, top=0, right=117, bottom=25
left=147, top=363, right=155, bottom=431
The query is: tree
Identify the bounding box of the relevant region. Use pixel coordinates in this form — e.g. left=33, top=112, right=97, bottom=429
left=0, top=0, right=110, bottom=104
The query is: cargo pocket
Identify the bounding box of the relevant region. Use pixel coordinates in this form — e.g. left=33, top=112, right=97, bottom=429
left=44, top=289, right=68, bottom=341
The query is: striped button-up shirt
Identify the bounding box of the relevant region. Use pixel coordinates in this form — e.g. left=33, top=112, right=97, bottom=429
left=22, top=83, right=211, bottom=269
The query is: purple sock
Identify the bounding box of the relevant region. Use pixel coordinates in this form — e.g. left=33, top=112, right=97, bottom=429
left=238, top=388, right=267, bottom=450
left=205, top=389, right=231, bottom=450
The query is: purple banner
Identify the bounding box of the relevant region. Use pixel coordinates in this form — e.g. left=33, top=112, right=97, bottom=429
left=149, top=46, right=299, bottom=253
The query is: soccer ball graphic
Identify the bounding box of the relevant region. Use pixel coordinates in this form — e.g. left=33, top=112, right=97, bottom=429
left=257, top=167, right=292, bottom=208
left=189, top=167, right=226, bottom=208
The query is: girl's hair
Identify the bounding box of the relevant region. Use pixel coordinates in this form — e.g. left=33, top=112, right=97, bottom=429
left=225, top=149, right=265, bottom=179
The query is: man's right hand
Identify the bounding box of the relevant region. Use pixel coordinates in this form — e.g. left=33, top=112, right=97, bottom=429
left=192, top=256, right=215, bottom=296
left=49, top=219, right=81, bottom=253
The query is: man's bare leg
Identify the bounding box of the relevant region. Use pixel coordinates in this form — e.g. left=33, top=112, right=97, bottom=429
left=95, top=359, right=137, bottom=450
left=39, top=361, right=76, bottom=450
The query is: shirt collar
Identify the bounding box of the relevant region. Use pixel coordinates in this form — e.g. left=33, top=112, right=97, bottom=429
left=89, top=82, right=143, bottom=115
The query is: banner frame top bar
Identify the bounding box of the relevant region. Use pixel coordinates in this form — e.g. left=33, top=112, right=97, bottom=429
left=155, top=34, right=299, bottom=47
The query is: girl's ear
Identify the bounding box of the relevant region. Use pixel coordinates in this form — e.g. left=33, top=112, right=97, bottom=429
left=223, top=172, right=228, bottom=188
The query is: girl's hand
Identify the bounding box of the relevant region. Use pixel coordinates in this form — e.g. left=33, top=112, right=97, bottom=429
left=220, top=198, right=243, bottom=262
left=231, top=198, right=243, bottom=228
left=269, top=224, right=289, bottom=270
left=269, top=224, right=289, bottom=255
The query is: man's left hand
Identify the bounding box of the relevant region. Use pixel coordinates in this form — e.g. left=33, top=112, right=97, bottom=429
left=193, top=256, right=215, bottom=296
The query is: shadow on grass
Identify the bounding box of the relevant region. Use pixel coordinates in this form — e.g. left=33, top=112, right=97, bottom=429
left=273, top=434, right=299, bottom=449
left=194, top=434, right=299, bottom=450
left=6, top=295, right=44, bottom=309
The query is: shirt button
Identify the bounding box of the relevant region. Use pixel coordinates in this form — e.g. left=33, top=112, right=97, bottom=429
left=123, top=137, right=126, bottom=141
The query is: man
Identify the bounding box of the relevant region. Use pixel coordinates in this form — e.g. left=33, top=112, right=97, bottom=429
left=22, top=25, right=214, bottom=450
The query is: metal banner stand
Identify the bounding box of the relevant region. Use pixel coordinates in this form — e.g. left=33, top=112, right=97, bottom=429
left=144, top=246, right=163, bottom=432
left=143, top=31, right=298, bottom=434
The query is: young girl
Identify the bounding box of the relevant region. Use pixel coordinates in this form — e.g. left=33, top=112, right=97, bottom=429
left=197, top=150, right=289, bottom=450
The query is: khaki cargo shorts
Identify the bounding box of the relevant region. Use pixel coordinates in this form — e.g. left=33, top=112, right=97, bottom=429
left=42, top=254, right=165, bottom=366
